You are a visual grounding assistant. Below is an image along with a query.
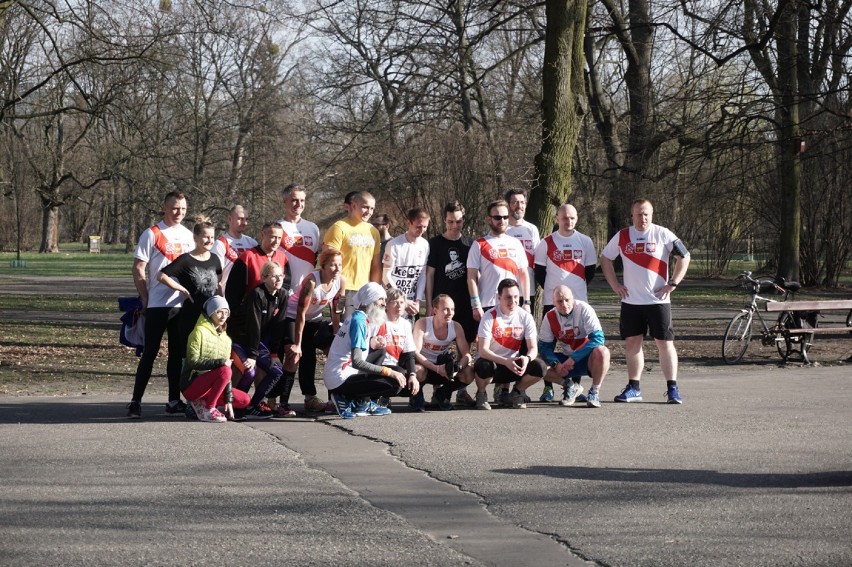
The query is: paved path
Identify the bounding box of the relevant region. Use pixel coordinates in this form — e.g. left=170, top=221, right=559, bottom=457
left=2, top=365, right=851, bottom=566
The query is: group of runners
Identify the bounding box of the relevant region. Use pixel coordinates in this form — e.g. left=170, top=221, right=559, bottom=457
left=127, top=184, right=691, bottom=422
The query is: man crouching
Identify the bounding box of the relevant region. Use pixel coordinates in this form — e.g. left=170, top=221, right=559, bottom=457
left=323, top=282, right=419, bottom=418
left=472, top=278, right=547, bottom=409
left=526, top=285, right=610, bottom=408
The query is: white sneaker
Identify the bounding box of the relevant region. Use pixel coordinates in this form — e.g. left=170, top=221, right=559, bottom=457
left=475, top=391, right=491, bottom=410
left=560, top=382, right=584, bottom=406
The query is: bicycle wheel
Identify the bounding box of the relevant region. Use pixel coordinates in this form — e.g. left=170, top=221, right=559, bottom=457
left=722, top=311, right=753, bottom=364
left=775, top=311, right=797, bottom=361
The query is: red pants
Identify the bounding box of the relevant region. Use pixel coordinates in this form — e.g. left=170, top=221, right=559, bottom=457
left=183, top=366, right=250, bottom=409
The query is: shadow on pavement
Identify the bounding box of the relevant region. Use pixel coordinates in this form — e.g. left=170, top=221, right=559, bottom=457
left=0, top=401, right=192, bottom=424
left=493, top=465, right=852, bottom=488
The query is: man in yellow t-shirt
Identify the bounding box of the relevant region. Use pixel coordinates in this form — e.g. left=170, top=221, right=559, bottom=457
left=323, top=191, right=382, bottom=320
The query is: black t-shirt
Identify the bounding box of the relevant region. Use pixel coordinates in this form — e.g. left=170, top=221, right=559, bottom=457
left=161, top=252, right=222, bottom=307
left=427, top=234, right=473, bottom=302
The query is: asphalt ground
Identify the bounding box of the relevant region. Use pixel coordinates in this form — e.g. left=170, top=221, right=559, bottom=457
left=1, top=365, right=851, bottom=567
left=2, top=274, right=851, bottom=565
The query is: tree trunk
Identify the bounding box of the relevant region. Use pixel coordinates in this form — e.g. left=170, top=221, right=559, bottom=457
left=529, top=0, right=588, bottom=231
left=39, top=198, right=60, bottom=253
left=774, top=2, right=801, bottom=283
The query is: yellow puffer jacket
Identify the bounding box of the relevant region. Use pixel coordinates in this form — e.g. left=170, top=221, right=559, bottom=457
left=180, top=314, right=233, bottom=401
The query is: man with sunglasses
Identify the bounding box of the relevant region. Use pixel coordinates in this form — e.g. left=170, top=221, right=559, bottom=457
left=467, top=200, right=531, bottom=322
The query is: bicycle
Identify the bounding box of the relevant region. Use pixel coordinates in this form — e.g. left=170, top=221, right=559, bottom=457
left=721, top=271, right=806, bottom=364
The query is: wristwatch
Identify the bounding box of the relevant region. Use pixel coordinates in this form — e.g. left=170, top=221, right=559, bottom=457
left=668, top=280, right=679, bottom=287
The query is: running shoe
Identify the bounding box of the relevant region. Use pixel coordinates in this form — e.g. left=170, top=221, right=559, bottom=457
left=274, top=405, right=297, bottom=418
left=199, top=406, right=227, bottom=423
left=164, top=400, right=187, bottom=415
left=560, top=382, right=584, bottom=407
left=614, top=385, right=642, bottom=403
left=491, top=384, right=502, bottom=404
left=509, top=390, right=527, bottom=409
left=303, top=396, right=327, bottom=412
left=665, top=384, right=683, bottom=404
left=377, top=396, right=391, bottom=409
left=352, top=398, right=372, bottom=417
left=499, top=389, right=512, bottom=407
left=575, top=394, right=588, bottom=404
left=367, top=401, right=392, bottom=416
left=455, top=390, right=476, bottom=407
left=330, top=392, right=355, bottom=419
left=242, top=405, right=273, bottom=420
left=586, top=391, right=601, bottom=408
left=539, top=385, right=555, bottom=402
left=126, top=400, right=141, bottom=419
left=188, top=400, right=206, bottom=420
left=433, top=393, right=453, bottom=411
left=475, top=391, right=491, bottom=411
left=324, top=400, right=336, bottom=414
left=409, top=391, right=426, bottom=412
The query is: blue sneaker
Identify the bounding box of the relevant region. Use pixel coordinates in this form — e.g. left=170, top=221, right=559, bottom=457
left=330, top=392, right=356, bottom=419
left=539, top=385, right=554, bottom=402
left=367, top=401, right=392, bottom=416
left=665, top=384, right=683, bottom=404
left=614, top=385, right=642, bottom=403
left=353, top=398, right=372, bottom=416
left=586, top=391, right=601, bottom=408
left=575, top=394, right=587, bottom=404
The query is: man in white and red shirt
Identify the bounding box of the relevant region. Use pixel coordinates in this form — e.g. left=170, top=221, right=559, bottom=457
left=128, top=191, right=195, bottom=419
left=526, top=285, right=610, bottom=408
left=472, top=279, right=547, bottom=410
left=601, top=199, right=690, bottom=405
left=277, top=183, right=320, bottom=291
left=212, top=205, right=257, bottom=292
left=467, top=200, right=530, bottom=321
left=504, top=188, right=540, bottom=296
left=534, top=203, right=597, bottom=304
left=382, top=208, right=430, bottom=319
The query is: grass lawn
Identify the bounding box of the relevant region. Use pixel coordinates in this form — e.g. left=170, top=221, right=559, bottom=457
left=0, top=245, right=132, bottom=278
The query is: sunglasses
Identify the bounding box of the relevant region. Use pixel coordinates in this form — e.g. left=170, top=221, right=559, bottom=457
left=490, top=215, right=509, bottom=221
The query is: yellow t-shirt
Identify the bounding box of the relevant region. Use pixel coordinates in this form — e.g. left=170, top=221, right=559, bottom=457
left=323, top=218, right=380, bottom=290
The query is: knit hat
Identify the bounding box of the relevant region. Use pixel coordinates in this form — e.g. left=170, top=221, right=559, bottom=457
left=204, top=296, right=230, bottom=317
left=356, top=282, right=386, bottom=308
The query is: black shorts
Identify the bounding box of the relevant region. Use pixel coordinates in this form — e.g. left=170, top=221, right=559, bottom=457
left=474, top=357, right=547, bottom=384
left=620, top=303, right=675, bottom=341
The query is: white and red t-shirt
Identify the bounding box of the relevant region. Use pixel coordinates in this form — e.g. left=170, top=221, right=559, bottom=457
left=467, top=234, right=529, bottom=308
left=285, top=270, right=341, bottom=321
left=382, top=233, right=430, bottom=302
left=212, top=232, right=258, bottom=288
left=534, top=230, right=597, bottom=303
left=601, top=224, right=685, bottom=305
left=277, top=217, right=320, bottom=289
left=506, top=221, right=540, bottom=291
left=135, top=221, right=195, bottom=308
left=539, top=301, right=602, bottom=356
left=420, top=317, right=457, bottom=364
left=373, top=318, right=416, bottom=366
left=476, top=306, right=537, bottom=360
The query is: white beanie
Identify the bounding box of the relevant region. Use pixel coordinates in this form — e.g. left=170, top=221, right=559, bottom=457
left=355, top=282, right=386, bottom=308
left=204, top=296, right=230, bottom=317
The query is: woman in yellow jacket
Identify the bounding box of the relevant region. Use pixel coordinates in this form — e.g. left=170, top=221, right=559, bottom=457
left=181, top=296, right=249, bottom=422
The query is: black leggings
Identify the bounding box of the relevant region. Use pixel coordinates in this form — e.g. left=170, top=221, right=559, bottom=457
left=329, top=348, right=400, bottom=399
left=284, top=318, right=334, bottom=397
left=132, top=306, right=183, bottom=402
left=330, top=374, right=402, bottom=400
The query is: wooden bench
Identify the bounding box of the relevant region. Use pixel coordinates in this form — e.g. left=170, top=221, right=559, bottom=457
left=765, top=300, right=852, bottom=363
